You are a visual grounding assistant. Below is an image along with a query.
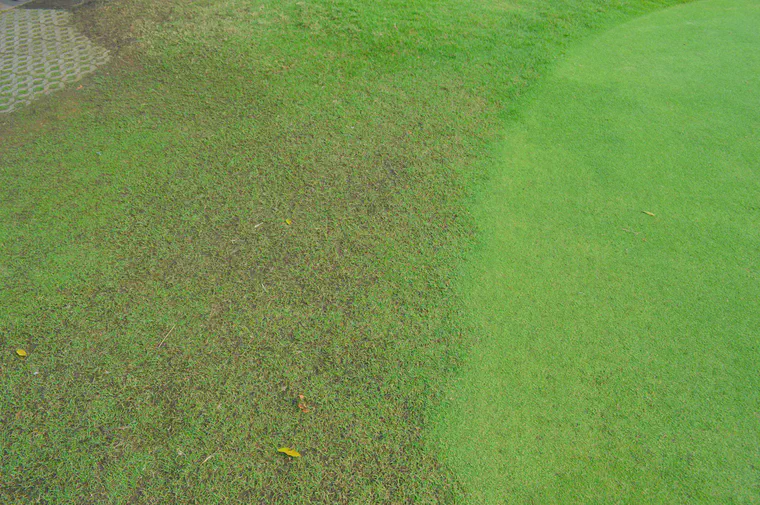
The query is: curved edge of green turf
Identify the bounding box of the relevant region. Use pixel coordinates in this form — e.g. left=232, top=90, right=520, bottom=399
left=435, top=0, right=760, bottom=502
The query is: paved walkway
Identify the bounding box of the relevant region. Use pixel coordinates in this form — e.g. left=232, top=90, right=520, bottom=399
left=0, top=6, right=109, bottom=113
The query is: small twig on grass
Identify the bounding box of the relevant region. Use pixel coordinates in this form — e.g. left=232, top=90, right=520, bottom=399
left=201, top=453, right=215, bottom=465
left=622, top=228, right=641, bottom=235
left=156, top=324, right=176, bottom=349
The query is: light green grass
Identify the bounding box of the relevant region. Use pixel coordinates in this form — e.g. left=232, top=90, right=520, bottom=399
left=438, top=0, right=760, bottom=502
left=0, top=0, right=700, bottom=503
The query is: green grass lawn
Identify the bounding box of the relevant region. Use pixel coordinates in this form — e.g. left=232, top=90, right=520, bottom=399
left=5, top=0, right=755, bottom=502
left=437, top=0, right=760, bottom=502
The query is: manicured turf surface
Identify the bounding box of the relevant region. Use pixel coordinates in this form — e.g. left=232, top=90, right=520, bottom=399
left=4, top=0, right=756, bottom=502
left=438, top=0, right=760, bottom=502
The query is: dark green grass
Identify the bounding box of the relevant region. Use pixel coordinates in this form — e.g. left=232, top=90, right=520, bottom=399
left=438, top=0, right=760, bottom=502
left=2, top=0, right=687, bottom=503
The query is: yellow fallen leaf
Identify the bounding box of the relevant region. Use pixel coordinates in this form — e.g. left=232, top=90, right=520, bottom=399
left=16, top=349, right=27, bottom=358
left=642, top=211, right=655, bottom=217
left=278, top=447, right=301, bottom=458
left=285, top=219, right=292, bottom=226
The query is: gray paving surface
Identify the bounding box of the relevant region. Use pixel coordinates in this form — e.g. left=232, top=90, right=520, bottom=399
left=0, top=8, right=109, bottom=113
left=0, top=0, right=35, bottom=12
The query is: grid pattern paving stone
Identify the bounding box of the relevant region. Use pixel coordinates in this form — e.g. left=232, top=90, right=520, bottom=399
left=0, top=8, right=109, bottom=114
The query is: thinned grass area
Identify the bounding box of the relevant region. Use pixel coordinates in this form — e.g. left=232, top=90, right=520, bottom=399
left=439, top=0, right=760, bottom=502
left=2, top=0, right=688, bottom=503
